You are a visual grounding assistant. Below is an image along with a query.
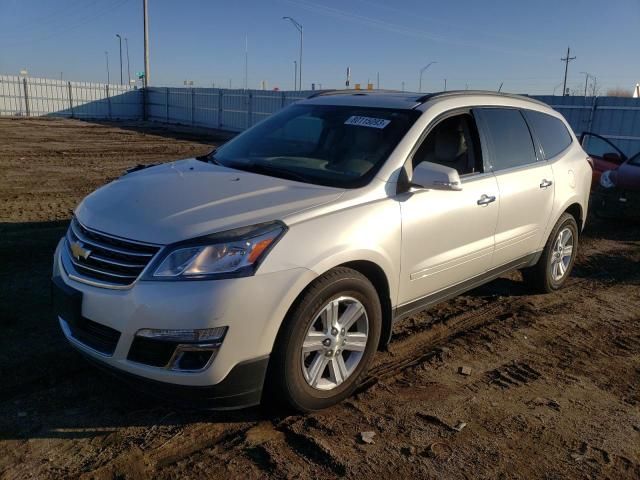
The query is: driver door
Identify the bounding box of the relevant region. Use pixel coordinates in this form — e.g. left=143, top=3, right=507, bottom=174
left=397, top=112, right=499, bottom=309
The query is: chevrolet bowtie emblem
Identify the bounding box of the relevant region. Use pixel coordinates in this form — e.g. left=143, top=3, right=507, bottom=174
left=70, top=240, right=92, bottom=260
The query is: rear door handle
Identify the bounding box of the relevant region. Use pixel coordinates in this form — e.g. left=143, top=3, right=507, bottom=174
left=540, top=179, right=553, bottom=189
left=477, top=194, right=496, bottom=206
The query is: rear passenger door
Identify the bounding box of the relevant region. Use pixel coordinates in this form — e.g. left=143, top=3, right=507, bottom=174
left=475, top=108, right=555, bottom=268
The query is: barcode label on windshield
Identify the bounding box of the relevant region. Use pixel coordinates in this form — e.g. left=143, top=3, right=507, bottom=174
left=344, top=116, right=391, bottom=129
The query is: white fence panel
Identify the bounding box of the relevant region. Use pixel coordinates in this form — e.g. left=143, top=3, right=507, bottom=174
left=0, top=75, right=141, bottom=119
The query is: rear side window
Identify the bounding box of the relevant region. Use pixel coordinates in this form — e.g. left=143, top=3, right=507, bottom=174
left=524, top=110, right=572, bottom=159
left=476, top=108, right=537, bottom=171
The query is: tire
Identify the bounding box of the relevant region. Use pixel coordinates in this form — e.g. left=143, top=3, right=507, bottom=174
left=266, top=267, right=382, bottom=412
left=523, top=213, right=579, bottom=293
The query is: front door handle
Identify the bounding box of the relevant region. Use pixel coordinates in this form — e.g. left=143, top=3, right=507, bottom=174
left=540, top=179, right=553, bottom=189
left=477, top=194, right=496, bottom=206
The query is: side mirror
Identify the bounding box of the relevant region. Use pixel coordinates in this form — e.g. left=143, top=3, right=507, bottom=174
left=411, top=162, right=462, bottom=191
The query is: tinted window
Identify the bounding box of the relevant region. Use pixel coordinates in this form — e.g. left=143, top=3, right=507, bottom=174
left=478, top=108, right=537, bottom=171
left=213, top=104, right=419, bottom=188
left=524, top=110, right=572, bottom=159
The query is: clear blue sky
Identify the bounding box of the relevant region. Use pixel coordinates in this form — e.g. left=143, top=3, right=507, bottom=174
left=0, top=0, right=638, bottom=94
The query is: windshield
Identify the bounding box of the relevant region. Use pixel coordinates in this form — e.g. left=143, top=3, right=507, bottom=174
left=211, top=104, right=420, bottom=188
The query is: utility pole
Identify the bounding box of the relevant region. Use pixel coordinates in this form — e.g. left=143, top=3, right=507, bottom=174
left=116, top=34, right=123, bottom=85
left=143, top=0, right=150, bottom=87
left=561, top=46, right=576, bottom=97
left=125, top=37, right=131, bottom=85
left=444, top=78, right=447, bottom=91
left=401, top=81, right=405, bottom=92
left=105, top=51, right=110, bottom=84
left=293, top=60, right=297, bottom=90
left=377, top=72, right=380, bottom=89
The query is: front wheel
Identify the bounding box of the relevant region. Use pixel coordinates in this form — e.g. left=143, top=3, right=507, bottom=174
left=523, top=212, right=579, bottom=293
left=266, top=267, right=382, bottom=412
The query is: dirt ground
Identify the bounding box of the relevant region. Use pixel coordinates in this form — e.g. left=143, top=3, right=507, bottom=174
left=0, top=117, right=638, bottom=480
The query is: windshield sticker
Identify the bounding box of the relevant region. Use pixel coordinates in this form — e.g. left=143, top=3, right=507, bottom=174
left=344, top=116, right=391, bottom=129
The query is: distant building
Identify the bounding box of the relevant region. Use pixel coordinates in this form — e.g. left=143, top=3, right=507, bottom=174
left=634, top=84, right=640, bottom=98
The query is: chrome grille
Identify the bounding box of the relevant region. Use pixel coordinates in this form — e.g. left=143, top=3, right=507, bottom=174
left=64, top=218, right=160, bottom=287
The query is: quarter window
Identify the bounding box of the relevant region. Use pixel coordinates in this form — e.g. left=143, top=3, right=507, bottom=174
left=477, top=108, right=537, bottom=171
left=523, top=110, right=572, bottom=159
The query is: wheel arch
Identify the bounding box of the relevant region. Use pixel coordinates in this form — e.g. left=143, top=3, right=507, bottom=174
left=564, top=202, right=584, bottom=232
left=339, top=260, right=393, bottom=350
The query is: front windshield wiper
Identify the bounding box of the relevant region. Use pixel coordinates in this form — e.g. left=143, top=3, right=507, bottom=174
left=196, top=149, right=222, bottom=165
left=238, top=162, right=311, bottom=183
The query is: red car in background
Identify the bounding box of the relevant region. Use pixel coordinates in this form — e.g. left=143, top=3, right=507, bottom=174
left=581, top=132, right=640, bottom=219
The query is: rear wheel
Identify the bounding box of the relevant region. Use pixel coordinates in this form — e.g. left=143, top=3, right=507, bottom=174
left=267, top=267, right=381, bottom=412
left=523, top=213, right=578, bottom=293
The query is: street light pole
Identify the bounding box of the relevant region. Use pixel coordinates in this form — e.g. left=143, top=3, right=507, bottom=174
left=125, top=37, right=131, bottom=85
left=105, top=51, right=110, bottom=84
left=143, top=0, right=150, bottom=87
left=419, top=61, right=437, bottom=93
left=293, top=60, right=297, bottom=91
left=116, top=34, right=123, bottom=85
left=283, top=16, right=303, bottom=91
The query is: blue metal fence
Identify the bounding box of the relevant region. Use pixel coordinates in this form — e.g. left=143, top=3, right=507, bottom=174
left=535, top=95, right=640, bottom=155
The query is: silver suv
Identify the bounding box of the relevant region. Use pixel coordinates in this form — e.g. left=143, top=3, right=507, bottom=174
left=52, top=91, right=591, bottom=411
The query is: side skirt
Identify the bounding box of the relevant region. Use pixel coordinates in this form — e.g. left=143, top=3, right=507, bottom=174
left=393, top=251, right=541, bottom=322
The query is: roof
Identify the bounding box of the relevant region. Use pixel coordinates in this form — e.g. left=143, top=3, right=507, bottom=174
left=300, top=89, right=549, bottom=110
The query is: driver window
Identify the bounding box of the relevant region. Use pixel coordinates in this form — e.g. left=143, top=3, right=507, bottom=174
left=412, top=113, right=483, bottom=176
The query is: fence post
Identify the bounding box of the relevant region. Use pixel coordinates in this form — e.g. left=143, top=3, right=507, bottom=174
left=218, top=89, right=223, bottom=129
left=67, top=81, right=74, bottom=118
left=143, top=87, right=148, bottom=121
left=165, top=88, right=169, bottom=123
left=281, top=91, right=286, bottom=108
left=247, top=91, right=253, bottom=128
left=22, top=78, right=30, bottom=117
left=106, top=85, right=112, bottom=119
left=191, top=87, right=195, bottom=126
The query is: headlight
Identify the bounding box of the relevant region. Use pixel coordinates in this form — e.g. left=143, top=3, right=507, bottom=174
left=148, top=221, right=286, bottom=280
left=600, top=170, right=615, bottom=189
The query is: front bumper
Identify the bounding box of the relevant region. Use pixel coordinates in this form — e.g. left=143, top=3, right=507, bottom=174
left=52, top=238, right=316, bottom=408
left=591, top=186, right=640, bottom=219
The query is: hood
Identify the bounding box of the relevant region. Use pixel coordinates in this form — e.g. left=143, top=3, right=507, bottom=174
left=75, top=158, right=344, bottom=244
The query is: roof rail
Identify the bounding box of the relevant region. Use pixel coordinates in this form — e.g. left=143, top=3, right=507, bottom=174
left=306, top=89, right=407, bottom=99
left=418, top=90, right=549, bottom=108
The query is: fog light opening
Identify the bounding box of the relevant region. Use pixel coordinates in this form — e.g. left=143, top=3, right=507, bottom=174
left=175, top=349, right=216, bottom=371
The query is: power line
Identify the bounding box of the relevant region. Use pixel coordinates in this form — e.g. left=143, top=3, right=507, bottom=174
left=3, top=0, right=131, bottom=47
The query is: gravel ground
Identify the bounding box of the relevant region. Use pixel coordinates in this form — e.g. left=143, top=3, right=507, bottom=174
left=0, top=117, right=638, bottom=479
